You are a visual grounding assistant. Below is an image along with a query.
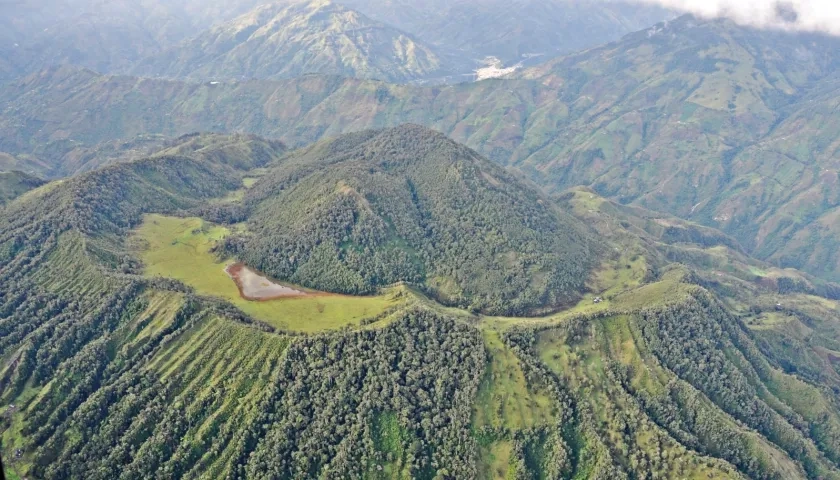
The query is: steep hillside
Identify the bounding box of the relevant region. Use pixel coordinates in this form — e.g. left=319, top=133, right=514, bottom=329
left=339, top=0, right=672, bottom=66
left=0, top=133, right=482, bottom=479
left=225, top=125, right=596, bottom=315
left=3, top=132, right=840, bottom=479
left=699, top=73, right=840, bottom=281
left=513, top=14, right=840, bottom=208
left=132, top=0, right=464, bottom=84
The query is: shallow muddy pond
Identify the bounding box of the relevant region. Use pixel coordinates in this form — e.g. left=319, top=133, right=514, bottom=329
left=225, top=264, right=306, bottom=300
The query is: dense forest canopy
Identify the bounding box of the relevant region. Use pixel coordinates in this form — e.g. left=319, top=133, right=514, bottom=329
left=222, top=125, right=596, bottom=315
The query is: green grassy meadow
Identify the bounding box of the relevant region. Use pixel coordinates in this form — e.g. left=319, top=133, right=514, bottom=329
left=132, top=214, right=400, bottom=333
left=473, top=329, right=556, bottom=431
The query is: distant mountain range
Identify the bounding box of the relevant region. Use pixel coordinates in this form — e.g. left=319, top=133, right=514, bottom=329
left=340, top=0, right=673, bottom=65
left=5, top=16, right=840, bottom=283
left=131, top=0, right=466, bottom=83
left=0, top=0, right=673, bottom=84
left=0, top=0, right=268, bottom=82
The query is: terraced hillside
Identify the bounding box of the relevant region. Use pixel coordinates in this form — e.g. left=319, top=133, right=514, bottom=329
left=3, top=130, right=840, bottom=479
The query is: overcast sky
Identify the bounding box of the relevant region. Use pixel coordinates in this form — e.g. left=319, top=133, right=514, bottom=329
left=622, top=0, right=840, bottom=35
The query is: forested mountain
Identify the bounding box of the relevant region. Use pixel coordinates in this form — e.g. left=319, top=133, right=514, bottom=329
left=7, top=16, right=840, bottom=283
left=132, top=0, right=466, bottom=84
left=225, top=125, right=595, bottom=315
left=338, top=0, right=672, bottom=66
left=3, top=130, right=840, bottom=479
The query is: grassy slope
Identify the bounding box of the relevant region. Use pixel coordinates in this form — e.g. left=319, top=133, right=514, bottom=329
left=535, top=317, right=753, bottom=480
left=472, top=327, right=558, bottom=480
left=473, top=328, right=556, bottom=431
left=133, top=214, right=399, bottom=333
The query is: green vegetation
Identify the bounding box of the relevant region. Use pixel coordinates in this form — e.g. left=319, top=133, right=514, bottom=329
left=529, top=315, right=748, bottom=480
left=2, top=129, right=840, bottom=479
left=9, top=15, right=840, bottom=284
left=133, top=214, right=399, bottom=333
left=237, top=310, right=486, bottom=479
left=473, top=328, right=556, bottom=431
left=226, top=125, right=596, bottom=316
left=0, top=134, right=487, bottom=479
left=369, top=412, right=412, bottom=479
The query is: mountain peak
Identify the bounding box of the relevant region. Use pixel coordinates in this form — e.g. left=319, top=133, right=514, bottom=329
left=130, top=0, right=460, bottom=83
left=231, top=126, right=596, bottom=315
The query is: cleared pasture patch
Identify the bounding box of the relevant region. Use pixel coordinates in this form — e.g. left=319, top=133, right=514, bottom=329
left=132, top=214, right=399, bottom=333
left=473, top=328, right=556, bottom=431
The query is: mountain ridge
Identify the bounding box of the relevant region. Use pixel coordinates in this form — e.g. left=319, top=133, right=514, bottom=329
left=338, top=0, right=673, bottom=66
left=0, top=0, right=271, bottom=82
left=7, top=16, right=840, bottom=283
left=131, top=0, right=467, bottom=84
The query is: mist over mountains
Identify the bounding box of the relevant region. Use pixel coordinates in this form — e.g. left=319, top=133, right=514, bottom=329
left=624, top=0, right=840, bottom=35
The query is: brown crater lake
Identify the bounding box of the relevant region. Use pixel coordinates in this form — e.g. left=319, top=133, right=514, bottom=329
left=225, top=263, right=307, bottom=301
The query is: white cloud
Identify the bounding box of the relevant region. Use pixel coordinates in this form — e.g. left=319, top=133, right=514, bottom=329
left=622, top=0, right=840, bottom=35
